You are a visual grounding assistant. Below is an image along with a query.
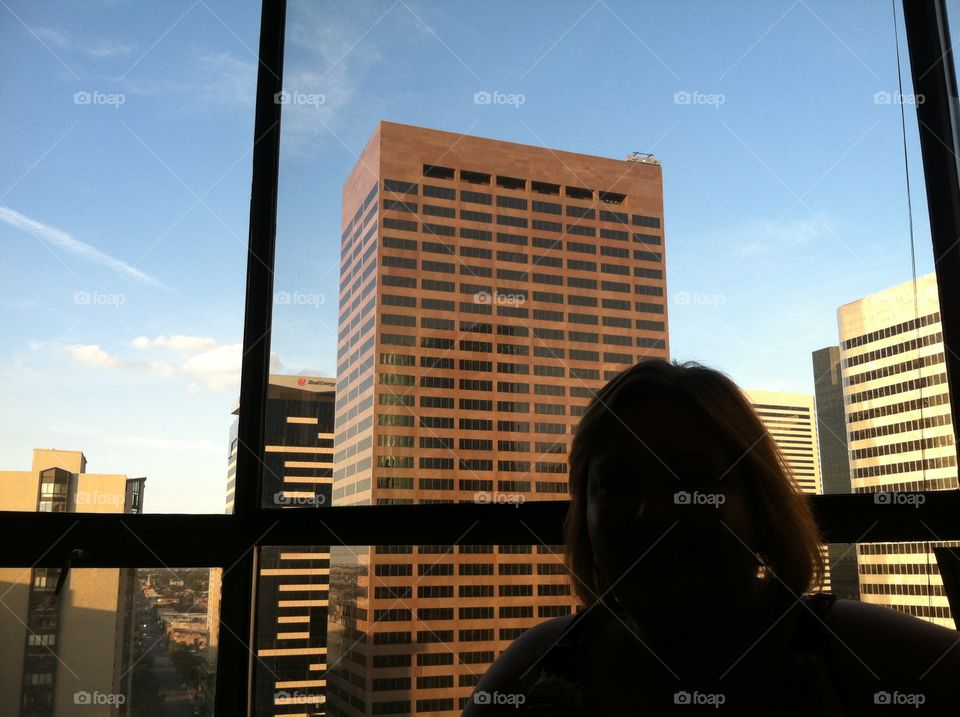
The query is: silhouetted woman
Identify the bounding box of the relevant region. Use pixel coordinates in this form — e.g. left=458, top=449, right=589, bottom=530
left=464, top=359, right=960, bottom=715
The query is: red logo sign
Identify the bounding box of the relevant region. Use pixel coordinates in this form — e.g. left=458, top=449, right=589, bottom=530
left=297, top=378, right=306, bottom=386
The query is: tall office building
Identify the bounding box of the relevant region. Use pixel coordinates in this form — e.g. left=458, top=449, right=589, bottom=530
left=216, top=375, right=336, bottom=716
left=225, top=375, right=335, bottom=513
left=812, top=346, right=860, bottom=600
left=744, top=389, right=831, bottom=592
left=327, top=121, right=668, bottom=715
left=812, top=347, right=854, bottom=495
left=0, top=449, right=144, bottom=716
left=837, top=273, right=958, bottom=628
left=745, top=389, right=822, bottom=495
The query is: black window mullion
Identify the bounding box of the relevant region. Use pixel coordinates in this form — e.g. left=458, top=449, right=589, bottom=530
left=2, top=495, right=960, bottom=568
left=215, top=0, right=287, bottom=714
left=904, top=0, right=960, bottom=470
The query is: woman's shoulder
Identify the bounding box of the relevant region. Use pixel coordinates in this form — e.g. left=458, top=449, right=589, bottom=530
left=823, top=597, right=959, bottom=666
left=461, top=611, right=582, bottom=716
left=818, top=597, right=960, bottom=709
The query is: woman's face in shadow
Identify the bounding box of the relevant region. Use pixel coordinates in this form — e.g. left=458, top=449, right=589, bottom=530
left=585, top=396, right=763, bottom=615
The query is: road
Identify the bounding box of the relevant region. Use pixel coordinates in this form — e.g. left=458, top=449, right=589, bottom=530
left=134, top=605, right=203, bottom=717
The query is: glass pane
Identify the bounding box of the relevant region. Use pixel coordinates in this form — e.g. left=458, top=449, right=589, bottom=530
left=0, top=0, right=261, bottom=513
left=269, top=0, right=953, bottom=509
left=0, top=566, right=216, bottom=715
left=261, top=4, right=960, bottom=712
left=241, top=539, right=959, bottom=714
left=248, top=543, right=573, bottom=715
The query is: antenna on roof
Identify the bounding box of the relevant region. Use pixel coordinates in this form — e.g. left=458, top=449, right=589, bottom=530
left=626, top=151, right=659, bottom=165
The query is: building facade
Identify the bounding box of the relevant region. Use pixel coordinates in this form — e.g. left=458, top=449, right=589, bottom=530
left=218, top=375, right=336, bottom=715
left=744, top=389, right=831, bottom=593
left=812, top=346, right=861, bottom=601
left=0, top=449, right=144, bottom=716
left=327, top=121, right=668, bottom=715
left=745, top=389, right=823, bottom=495
left=837, top=273, right=958, bottom=628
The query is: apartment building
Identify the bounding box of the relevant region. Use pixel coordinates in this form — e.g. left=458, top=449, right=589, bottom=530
left=0, top=449, right=144, bottom=716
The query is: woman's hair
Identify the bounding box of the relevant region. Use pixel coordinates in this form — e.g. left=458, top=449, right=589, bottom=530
left=564, top=357, right=826, bottom=608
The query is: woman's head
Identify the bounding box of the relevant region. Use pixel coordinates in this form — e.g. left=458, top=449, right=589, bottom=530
left=564, top=358, right=825, bottom=614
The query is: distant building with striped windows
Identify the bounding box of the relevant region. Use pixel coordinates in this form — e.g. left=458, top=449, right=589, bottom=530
left=217, top=375, right=335, bottom=715
left=744, top=389, right=831, bottom=593
left=837, top=273, right=957, bottom=628
left=745, top=389, right=822, bottom=494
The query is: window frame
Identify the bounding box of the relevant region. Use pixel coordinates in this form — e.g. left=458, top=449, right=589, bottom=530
left=1, top=1, right=959, bottom=714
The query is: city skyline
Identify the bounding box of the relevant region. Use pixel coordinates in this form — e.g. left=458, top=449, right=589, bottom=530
left=0, top=1, right=941, bottom=513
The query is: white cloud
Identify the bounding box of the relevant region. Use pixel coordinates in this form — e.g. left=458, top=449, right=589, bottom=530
left=35, top=27, right=71, bottom=48
left=69, top=344, right=123, bottom=368
left=117, top=50, right=257, bottom=109
left=132, top=335, right=218, bottom=351
left=147, top=361, right=178, bottom=378
left=756, top=217, right=828, bottom=246
left=195, top=51, right=257, bottom=107
left=181, top=343, right=243, bottom=391
left=47, top=423, right=221, bottom=456
left=85, top=40, right=136, bottom=59
left=35, top=26, right=134, bottom=58
left=57, top=336, right=284, bottom=392
left=737, top=240, right=765, bottom=257
left=0, top=205, right=166, bottom=288
left=277, top=4, right=394, bottom=157
left=734, top=217, right=832, bottom=258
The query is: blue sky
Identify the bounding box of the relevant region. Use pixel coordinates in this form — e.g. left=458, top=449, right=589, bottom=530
left=0, top=0, right=945, bottom=513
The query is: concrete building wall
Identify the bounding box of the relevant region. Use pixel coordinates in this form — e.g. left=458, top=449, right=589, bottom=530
left=0, top=450, right=141, bottom=715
